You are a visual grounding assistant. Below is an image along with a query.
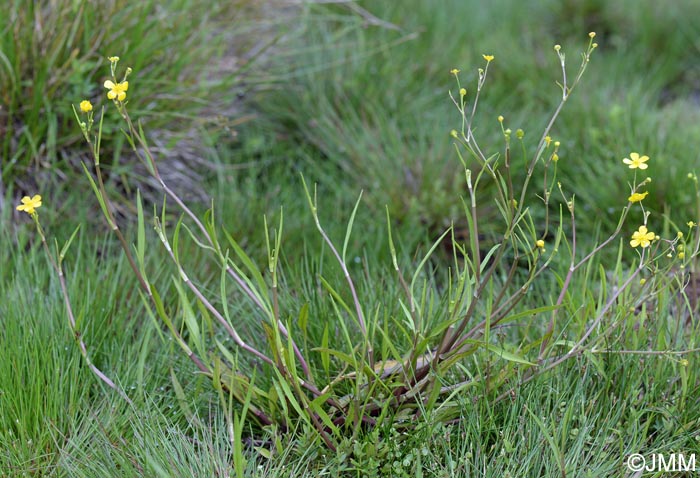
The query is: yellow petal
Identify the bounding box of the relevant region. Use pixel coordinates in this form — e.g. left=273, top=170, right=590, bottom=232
left=104, top=80, right=115, bottom=89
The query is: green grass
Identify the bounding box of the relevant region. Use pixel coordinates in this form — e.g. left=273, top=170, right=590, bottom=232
left=2, top=0, right=700, bottom=476
left=253, top=0, right=700, bottom=235
left=0, top=0, right=261, bottom=191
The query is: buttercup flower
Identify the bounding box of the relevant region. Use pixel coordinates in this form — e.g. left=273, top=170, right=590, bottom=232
left=482, top=54, right=494, bottom=62
left=630, top=225, right=655, bottom=248
left=536, top=239, right=545, bottom=250
left=104, top=80, right=128, bottom=101
left=623, top=152, right=649, bottom=170
left=108, top=56, right=120, bottom=62
left=628, top=191, right=648, bottom=203
left=79, top=100, right=93, bottom=113
left=450, top=68, right=460, bottom=75
left=16, top=195, right=42, bottom=215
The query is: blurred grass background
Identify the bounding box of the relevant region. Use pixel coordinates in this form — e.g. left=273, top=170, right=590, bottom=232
left=2, top=0, right=699, bottom=475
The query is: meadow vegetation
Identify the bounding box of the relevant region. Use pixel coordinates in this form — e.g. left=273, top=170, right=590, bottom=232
left=2, top=1, right=700, bottom=476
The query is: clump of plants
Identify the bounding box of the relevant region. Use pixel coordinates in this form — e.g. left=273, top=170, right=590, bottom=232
left=17, top=33, right=699, bottom=472
left=1, top=0, right=259, bottom=199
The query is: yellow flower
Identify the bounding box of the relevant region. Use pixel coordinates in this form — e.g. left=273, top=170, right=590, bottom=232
left=482, top=54, right=494, bottom=62
left=459, top=87, right=467, bottom=97
left=589, top=32, right=596, bottom=39
left=79, top=100, right=93, bottom=113
left=630, top=225, right=655, bottom=248
left=16, top=195, right=42, bottom=215
left=104, top=80, right=128, bottom=101
left=628, top=191, right=648, bottom=203
left=536, top=239, right=545, bottom=249
left=545, top=136, right=552, bottom=147
left=450, top=68, right=460, bottom=75
left=498, top=115, right=504, bottom=123
left=688, top=221, right=697, bottom=227
left=622, top=152, right=649, bottom=170
left=108, top=56, right=120, bottom=62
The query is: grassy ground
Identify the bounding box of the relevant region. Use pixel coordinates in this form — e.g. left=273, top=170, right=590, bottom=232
left=2, top=0, right=700, bottom=476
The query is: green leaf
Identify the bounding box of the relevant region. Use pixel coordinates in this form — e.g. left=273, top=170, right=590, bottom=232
left=320, top=325, right=330, bottom=375
left=59, top=224, right=81, bottom=262
left=410, top=227, right=452, bottom=309
left=342, top=191, right=363, bottom=263
left=319, top=276, right=353, bottom=317
left=482, top=342, right=535, bottom=366
left=309, top=392, right=339, bottom=435
left=150, top=283, right=193, bottom=356
left=271, top=368, right=306, bottom=420
left=223, top=228, right=270, bottom=311
left=170, top=368, right=195, bottom=423
left=172, top=214, right=185, bottom=266
left=80, top=162, right=114, bottom=229
left=498, top=304, right=561, bottom=325
left=479, top=243, right=501, bottom=275
left=298, top=303, right=309, bottom=339
left=173, top=278, right=205, bottom=359
left=204, top=204, right=221, bottom=256
left=95, top=107, right=104, bottom=165
left=312, top=347, right=356, bottom=367
left=386, top=207, right=399, bottom=270
left=135, top=189, right=146, bottom=277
